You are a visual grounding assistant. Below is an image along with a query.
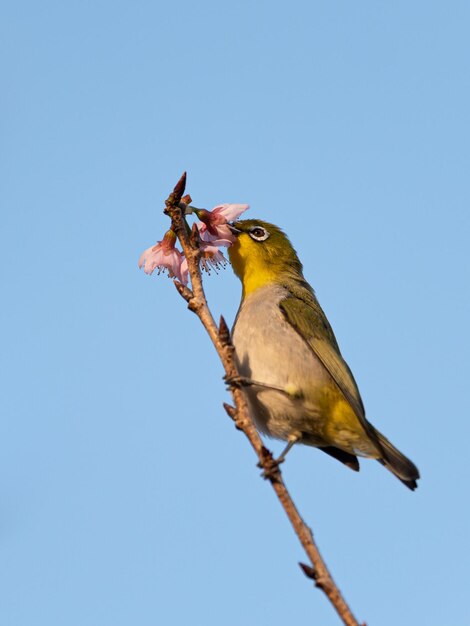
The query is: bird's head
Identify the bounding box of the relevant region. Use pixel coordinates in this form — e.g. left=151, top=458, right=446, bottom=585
left=228, top=219, right=304, bottom=296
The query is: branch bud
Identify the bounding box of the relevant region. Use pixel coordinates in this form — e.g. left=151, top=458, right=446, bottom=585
left=299, top=562, right=317, bottom=581
left=218, top=316, right=231, bottom=344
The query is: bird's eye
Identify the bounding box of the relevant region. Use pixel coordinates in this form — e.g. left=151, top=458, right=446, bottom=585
left=249, top=227, right=270, bottom=241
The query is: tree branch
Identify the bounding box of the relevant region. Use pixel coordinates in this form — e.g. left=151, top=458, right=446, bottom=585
left=164, top=172, right=365, bottom=626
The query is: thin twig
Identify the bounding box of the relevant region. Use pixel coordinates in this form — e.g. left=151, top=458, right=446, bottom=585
left=164, top=172, right=365, bottom=626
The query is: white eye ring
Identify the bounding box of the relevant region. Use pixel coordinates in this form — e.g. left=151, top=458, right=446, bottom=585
left=249, top=226, right=270, bottom=241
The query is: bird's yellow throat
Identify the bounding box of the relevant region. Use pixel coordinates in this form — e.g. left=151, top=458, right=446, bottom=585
left=228, top=236, right=279, bottom=297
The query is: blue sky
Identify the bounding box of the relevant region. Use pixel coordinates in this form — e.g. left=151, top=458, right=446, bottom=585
left=1, top=1, right=469, bottom=624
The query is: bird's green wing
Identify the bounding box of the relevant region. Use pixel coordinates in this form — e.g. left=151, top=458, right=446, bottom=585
left=279, top=290, right=370, bottom=431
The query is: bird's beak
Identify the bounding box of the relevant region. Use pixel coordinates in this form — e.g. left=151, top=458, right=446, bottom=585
left=228, top=224, right=242, bottom=235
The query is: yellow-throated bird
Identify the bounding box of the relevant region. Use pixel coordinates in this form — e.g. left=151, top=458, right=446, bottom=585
left=228, top=219, right=420, bottom=490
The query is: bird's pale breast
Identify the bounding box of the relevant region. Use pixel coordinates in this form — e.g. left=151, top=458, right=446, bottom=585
left=232, top=284, right=337, bottom=443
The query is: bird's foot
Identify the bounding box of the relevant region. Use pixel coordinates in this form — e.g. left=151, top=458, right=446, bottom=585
left=224, top=375, right=297, bottom=395
left=258, top=436, right=301, bottom=479
left=224, top=374, right=255, bottom=389
left=257, top=448, right=284, bottom=480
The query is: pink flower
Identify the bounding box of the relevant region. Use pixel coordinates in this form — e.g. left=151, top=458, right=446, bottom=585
left=195, top=203, right=249, bottom=246
left=209, top=203, right=249, bottom=223
left=200, top=242, right=227, bottom=273
left=198, top=225, right=233, bottom=248
left=138, top=230, right=189, bottom=285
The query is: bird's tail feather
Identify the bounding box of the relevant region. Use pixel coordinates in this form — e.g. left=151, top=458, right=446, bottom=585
left=373, top=428, right=420, bottom=491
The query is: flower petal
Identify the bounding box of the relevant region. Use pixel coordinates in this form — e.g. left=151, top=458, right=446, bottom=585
left=200, top=242, right=228, bottom=272
left=199, top=223, right=236, bottom=247
left=179, top=257, right=189, bottom=285
left=138, top=243, right=167, bottom=275
left=212, top=203, right=249, bottom=222
left=138, top=240, right=187, bottom=281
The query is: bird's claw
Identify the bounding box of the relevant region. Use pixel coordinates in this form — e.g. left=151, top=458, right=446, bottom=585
left=224, top=374, right=253, bottom=389
left=257, top=455, right=284, bottom=480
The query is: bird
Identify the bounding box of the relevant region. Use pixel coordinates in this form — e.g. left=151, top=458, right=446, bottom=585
left=227, top=219, right=420, bottom=490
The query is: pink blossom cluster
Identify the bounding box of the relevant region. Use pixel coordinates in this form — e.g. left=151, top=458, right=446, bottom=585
left=138, top=203, right=249, bottom=285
